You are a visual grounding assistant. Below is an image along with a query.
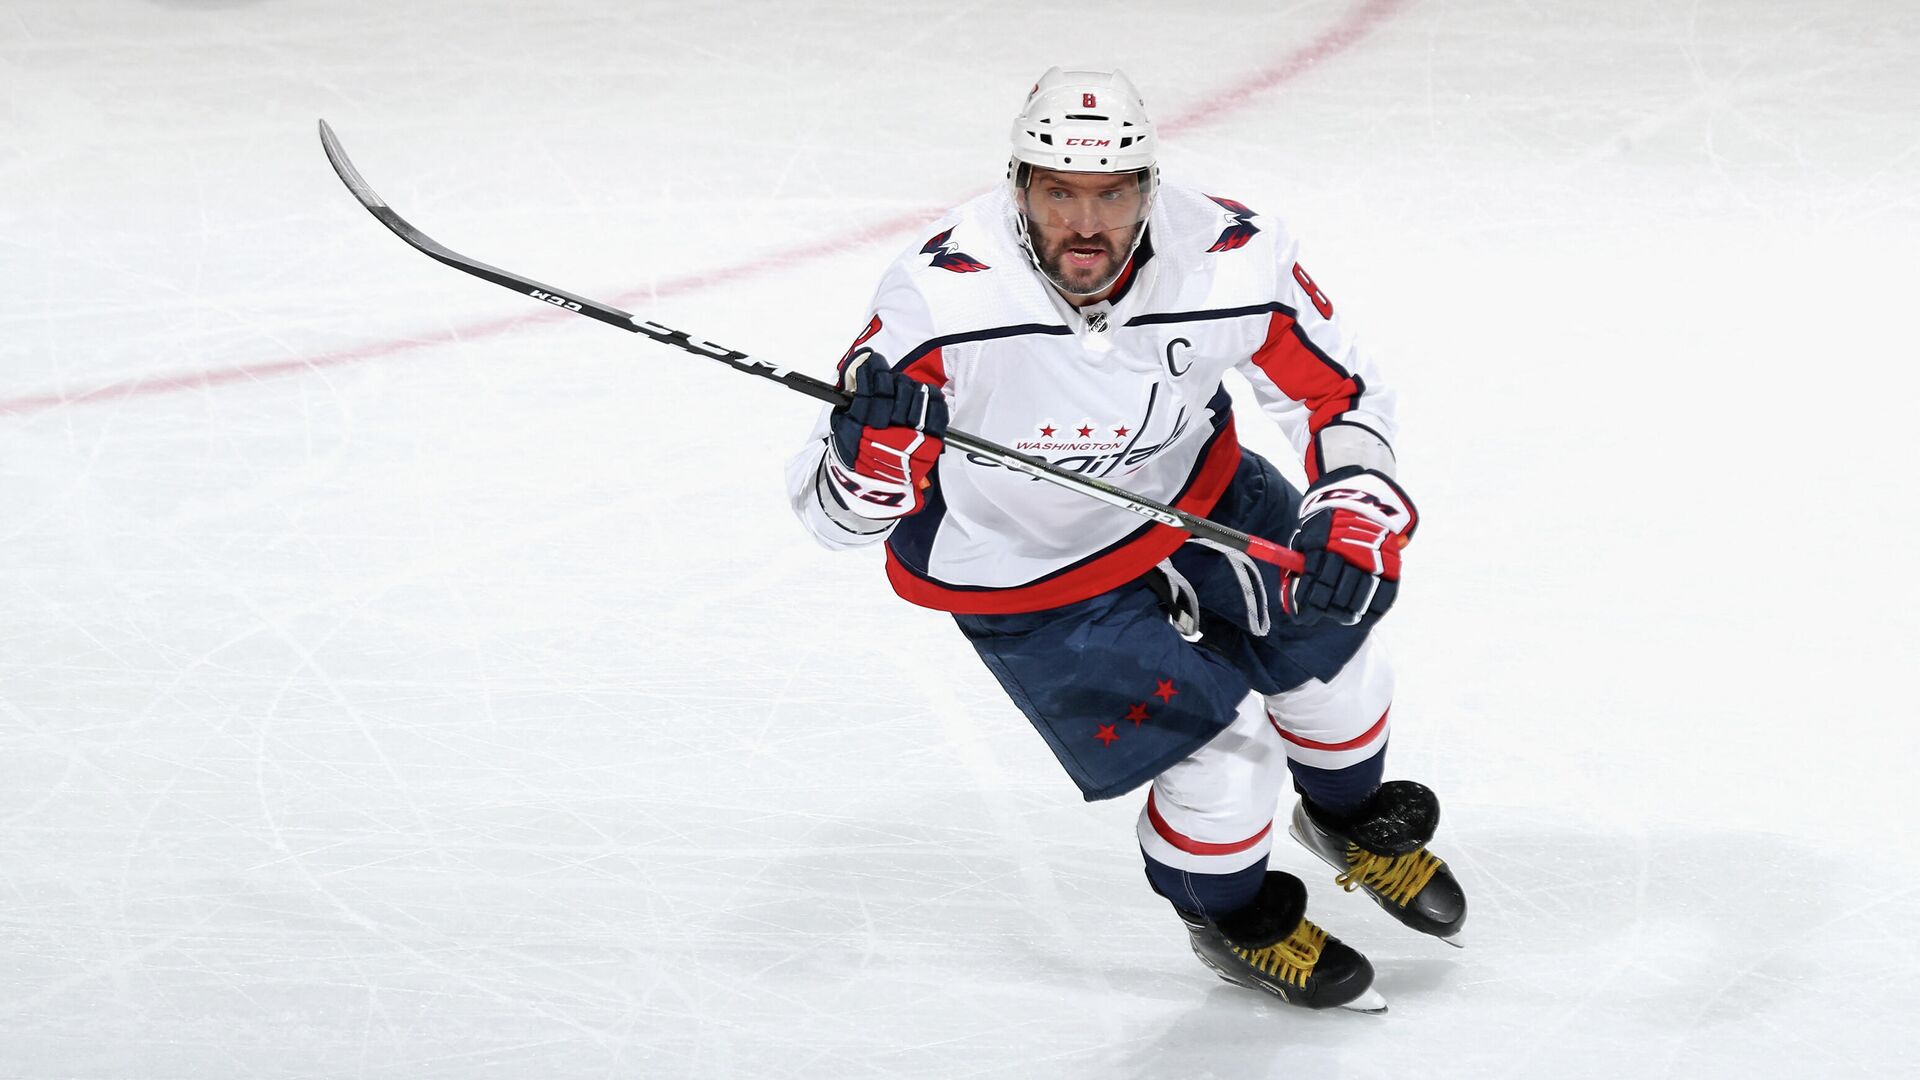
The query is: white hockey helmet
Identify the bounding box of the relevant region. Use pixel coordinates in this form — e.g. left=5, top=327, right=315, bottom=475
left=1007, top=67, right=1159, bottom=295
left=1009, top=66, right=1158, bottom=177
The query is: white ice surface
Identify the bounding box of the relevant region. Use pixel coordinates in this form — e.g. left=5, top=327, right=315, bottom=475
left=4, top=1, right=1919, bottom=1076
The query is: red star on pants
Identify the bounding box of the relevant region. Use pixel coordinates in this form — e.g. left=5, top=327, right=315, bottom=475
left=1076, top=424, right=1094, bottom=437
left=1039, top=425, right=1056, bottom=437
left=1153, top=679, right=1178, bottom=702
left=1125, top=703, right=1150, bottom=726
left=1094, top=724, right=1119, bottom=746
left=1114, top=426, right=1130, bottom=437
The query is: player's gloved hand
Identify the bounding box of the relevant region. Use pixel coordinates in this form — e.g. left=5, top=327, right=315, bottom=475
left=822, top=348, right=949, bottom=520
left=1283, top=466, right=1419, bottom=627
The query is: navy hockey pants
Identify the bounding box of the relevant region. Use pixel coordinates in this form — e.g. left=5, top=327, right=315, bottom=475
left=953, top=450, right=1371, bottom=802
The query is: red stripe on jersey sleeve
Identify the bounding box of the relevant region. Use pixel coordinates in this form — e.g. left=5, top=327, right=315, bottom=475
left=1249, top=310, right=1359, bottom=438
left=901, top=346, right=947, bottom=388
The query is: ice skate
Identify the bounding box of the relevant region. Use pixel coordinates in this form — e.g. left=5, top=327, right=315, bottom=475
left=1289, top=780, right=1467, bottom=944
left=1174, top=871, right=1386, bottom=1013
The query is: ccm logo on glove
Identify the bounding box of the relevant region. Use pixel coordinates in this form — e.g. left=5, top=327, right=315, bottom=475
left=1305, top=485, right=1406, bottom=524
left=1284, top=466, right=1418, bottom=627
left=823, top=349, right=949, bottom=520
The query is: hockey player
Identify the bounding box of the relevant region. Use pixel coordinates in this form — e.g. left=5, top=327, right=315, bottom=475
left=786, top=67, right=1464, bottom=1012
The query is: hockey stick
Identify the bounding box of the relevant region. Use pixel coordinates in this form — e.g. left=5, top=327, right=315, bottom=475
left=316, top=120, right=1303, bottom=573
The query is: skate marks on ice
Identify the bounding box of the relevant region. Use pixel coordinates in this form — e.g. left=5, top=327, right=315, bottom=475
left=1395, top=820, right=1920, bottom=1077
left=1101, top=821, right=1920, bottom=1079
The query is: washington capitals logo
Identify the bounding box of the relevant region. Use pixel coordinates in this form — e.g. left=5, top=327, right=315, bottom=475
left=921, top=227, right=990, bottom=273
left=1205, top=195, right=1260, bottom=253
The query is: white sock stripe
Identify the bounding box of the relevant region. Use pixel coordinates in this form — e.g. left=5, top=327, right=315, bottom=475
left=1265, top=638, right=1395, bottom=749
left=1136, top=808, right=1274, bottom=874
left=1282, top=743, right=1386, bottom=770
left=1140, top=693, right=1291, bottom=875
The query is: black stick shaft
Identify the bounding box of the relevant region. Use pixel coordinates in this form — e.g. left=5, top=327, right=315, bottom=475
left=316, top=120, right=1303, bottom=573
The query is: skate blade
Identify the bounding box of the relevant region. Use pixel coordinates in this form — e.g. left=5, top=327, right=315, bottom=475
left=1438, top=933, right=1465, bottom=950
left=1286, top=821, right=1316, bottom=856
left=1340, top=986, right=1389, bottom=1014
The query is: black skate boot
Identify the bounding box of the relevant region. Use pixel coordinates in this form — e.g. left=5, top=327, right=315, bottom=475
left=1173, top=871, right=1386, bottom=1013
left=1289, top=780, right=1467, bottom=944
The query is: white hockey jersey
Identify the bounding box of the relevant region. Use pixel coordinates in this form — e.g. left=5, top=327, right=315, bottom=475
left=786, top=184, right=1400, bottom=615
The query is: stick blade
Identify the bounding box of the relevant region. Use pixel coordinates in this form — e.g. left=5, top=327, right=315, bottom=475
left=317, top=119, right=387, bottom=210
left=315, top=119, right=464, bottom=265
left=314, top=119, right=639, bottom=329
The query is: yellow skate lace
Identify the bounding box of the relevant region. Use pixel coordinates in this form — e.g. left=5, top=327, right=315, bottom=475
left=1229, top=919, right=1328, bottom=989
left=1337, top=844, right=1443, bottom=907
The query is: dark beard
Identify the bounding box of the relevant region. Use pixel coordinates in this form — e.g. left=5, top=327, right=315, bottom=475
left=1033, top=223, right=1140, bottom=296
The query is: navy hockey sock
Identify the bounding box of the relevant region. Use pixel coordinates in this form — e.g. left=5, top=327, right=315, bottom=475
left=1142, top=851, right=1269, bottom=920
left=1285, top=745, right=1386, bottom=820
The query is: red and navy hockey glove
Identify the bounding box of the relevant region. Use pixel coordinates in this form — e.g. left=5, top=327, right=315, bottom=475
left=823, top=348, right=948, bottom=520
left=1283, top=466, right=1419, bottom=627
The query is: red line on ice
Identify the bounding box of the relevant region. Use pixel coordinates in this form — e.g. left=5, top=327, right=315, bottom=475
left=0, top=0, right=1410, bottom=418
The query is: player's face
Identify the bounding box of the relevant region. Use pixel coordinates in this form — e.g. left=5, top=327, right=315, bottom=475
left=1020, top=168, right=1148, bottom=297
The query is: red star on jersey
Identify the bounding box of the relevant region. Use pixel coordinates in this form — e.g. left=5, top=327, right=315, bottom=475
left=1094, top=724, right=1120, bottom=746
left=1039, top=425, right=1056, bottom=437
left=1076, top=424, right=1094, bottom=438
left=1114, top=426, right=1130, bottom=437
left=1125, top=703, right=1150, bottom=726
left=1153, top=679, right=1178, bottom=703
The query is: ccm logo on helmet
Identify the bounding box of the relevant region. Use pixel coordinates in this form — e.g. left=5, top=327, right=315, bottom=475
left=1063, top=138, right=1111, bottom=147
